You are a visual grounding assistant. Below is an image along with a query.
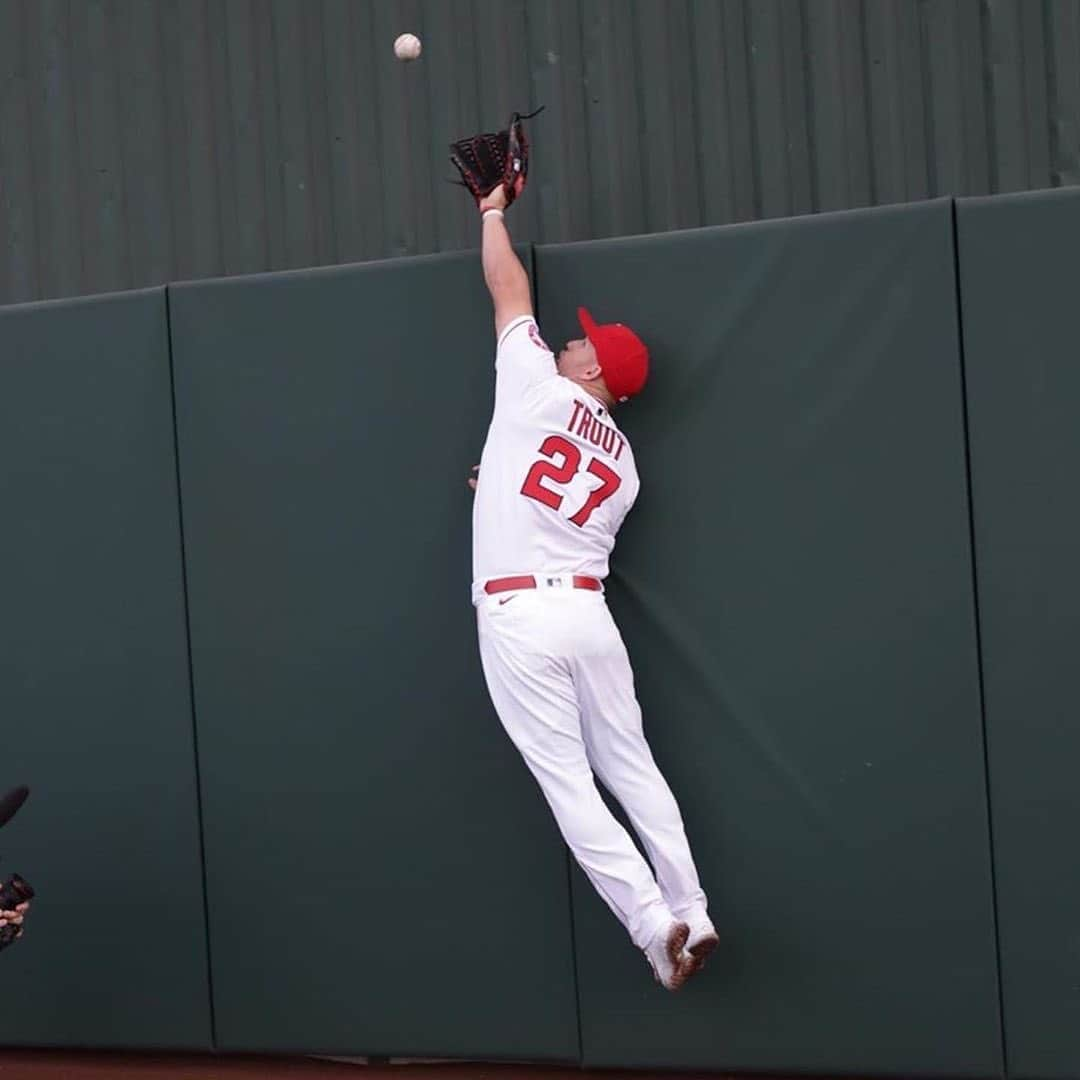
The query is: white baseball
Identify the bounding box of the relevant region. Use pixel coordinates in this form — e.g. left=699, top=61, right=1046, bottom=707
left=394, top=33, right=422, bottom=61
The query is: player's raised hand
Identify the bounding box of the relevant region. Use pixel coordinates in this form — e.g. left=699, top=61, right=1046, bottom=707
left=467, top=465, right=480, bottom=491
left=479, top=186, right=508, bottom=214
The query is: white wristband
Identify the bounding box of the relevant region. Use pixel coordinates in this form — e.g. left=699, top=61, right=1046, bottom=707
left=482, top=208, right=504, bottom=221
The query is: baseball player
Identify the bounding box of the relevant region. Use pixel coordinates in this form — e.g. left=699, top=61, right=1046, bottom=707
left=467, top=181, right=718, bottom=990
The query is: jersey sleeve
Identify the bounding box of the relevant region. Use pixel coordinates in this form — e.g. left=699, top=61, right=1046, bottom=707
left=495, top=315, right=557, bottom=392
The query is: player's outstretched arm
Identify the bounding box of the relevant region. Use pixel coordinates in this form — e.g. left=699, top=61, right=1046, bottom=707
left=479, top=187, right=533, bottom=340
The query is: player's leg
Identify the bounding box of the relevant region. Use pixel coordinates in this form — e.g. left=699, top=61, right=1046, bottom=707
left=476, top=598, right=674, bottom=953
left=571, top=601, right=714, bottom=950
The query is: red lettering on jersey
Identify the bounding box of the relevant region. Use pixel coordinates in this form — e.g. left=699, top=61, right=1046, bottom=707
left=568, top=400, right=625, bottom=461
left=528, top=323, right=550, bottom=352
left=522, top=436, right=624, bottom=528
left=568, top=458, right=623, bottom=527
left=521, top=435, right=580, bottom=511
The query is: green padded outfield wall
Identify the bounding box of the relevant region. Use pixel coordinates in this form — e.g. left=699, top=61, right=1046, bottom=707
left=535, top=200, right=1002, bottom=1075
left=0, top=289, right=211, bottom=1049
left=957, top=187, right=1080, bottom=1080
left=167, top=252, right=579, bottom=1059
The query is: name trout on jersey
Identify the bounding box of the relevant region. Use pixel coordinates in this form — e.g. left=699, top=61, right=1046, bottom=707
left=566, top=399, right=626, bottom=460
left=519, top=397, right=629, bottom=529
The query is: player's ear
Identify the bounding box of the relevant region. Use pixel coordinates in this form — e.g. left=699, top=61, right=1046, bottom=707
left=583, top=362, right=603, bottom=382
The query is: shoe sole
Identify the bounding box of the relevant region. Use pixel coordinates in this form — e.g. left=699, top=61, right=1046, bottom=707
left=665, top=922, right=692, bottom=990
left=687, top=931, right=719, bottom=973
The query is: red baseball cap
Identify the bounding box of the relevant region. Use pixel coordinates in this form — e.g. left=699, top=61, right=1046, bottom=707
left=577, top=307, right=649, bottom=402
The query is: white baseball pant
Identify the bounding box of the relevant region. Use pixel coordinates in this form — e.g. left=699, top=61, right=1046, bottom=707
left=476, top=582, right=708, bottom=948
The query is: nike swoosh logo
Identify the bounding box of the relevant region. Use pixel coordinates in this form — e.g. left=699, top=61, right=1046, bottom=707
left=498, top=596, right=516, bottom=606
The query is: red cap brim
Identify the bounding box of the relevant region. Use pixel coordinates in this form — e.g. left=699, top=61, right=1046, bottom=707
left=577, top=306, right=598, bottom=341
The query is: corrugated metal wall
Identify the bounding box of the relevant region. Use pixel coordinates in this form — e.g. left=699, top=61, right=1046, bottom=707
left=1, top=0, right=1078, bottom=306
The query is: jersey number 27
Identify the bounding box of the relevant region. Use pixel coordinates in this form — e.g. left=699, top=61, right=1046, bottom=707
left=521, top=435, right=621, bottom=527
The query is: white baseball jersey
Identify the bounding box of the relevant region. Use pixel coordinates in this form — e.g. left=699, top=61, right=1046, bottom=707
left=471, top=314, right=640, bottom=594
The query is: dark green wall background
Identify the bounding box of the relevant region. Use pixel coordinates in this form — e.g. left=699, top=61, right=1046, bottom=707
left=2, top=192, right=1078, bottom=1077
left=957, top=187, right=1080, bottom=1080
left=167, top=252, right=580, bottom=1060
left=3, top=0, right=1079, bottom=307
left=0, top=289, right=210, bottom=1049
left=537, top=201, right=1000, bottom=1076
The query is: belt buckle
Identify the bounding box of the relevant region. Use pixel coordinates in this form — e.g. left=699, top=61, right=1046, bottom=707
left=546, top=576, right=563, bottom=588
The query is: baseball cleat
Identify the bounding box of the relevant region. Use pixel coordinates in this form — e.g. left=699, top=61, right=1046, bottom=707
left=684, top=914, right=719, bottom=974
left=644, top=920, right=692, bottom=991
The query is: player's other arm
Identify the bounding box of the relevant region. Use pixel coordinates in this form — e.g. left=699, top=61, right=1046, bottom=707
left=479, top=187, right=532, bottom=340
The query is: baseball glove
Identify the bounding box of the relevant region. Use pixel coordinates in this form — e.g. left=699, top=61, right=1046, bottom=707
left=449, top=107, right=544, bottom=207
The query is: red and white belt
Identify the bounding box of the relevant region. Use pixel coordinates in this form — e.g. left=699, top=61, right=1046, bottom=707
left=483, top=574, right=603, bottom=595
